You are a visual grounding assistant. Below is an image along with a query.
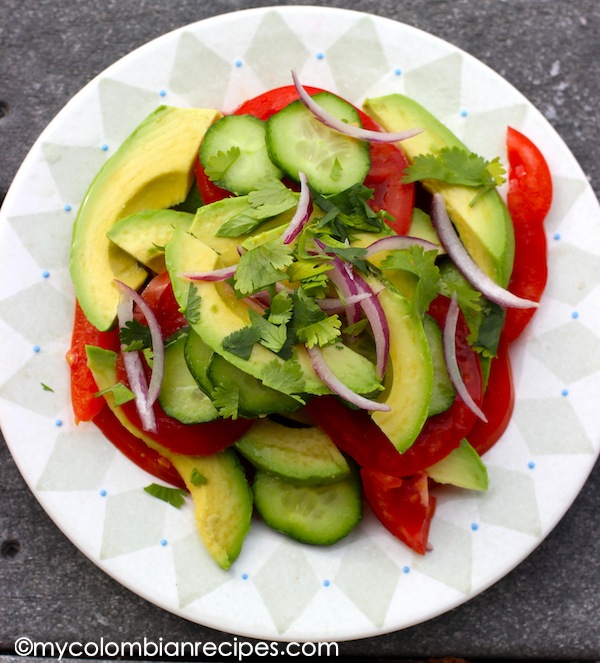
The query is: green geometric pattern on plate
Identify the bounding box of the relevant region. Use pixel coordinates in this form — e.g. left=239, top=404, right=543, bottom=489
left=0, top=5, right=599, bottom=642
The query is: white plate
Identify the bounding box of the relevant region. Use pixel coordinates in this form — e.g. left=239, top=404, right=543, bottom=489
left=1, top=5, right=599, bottom=643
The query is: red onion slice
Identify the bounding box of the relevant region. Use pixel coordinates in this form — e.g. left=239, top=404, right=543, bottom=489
left=317, top=291, right=372, bottom=312
left=326, top=253, right=361, bottom=327
left=431, top=193, right=539, bottom=309
left=443, top=292, right=488, bottom=423
left=282, top=172, right=313, bottom=244
left=365, top=234, right=439, bottom=257
left=307, top=345, right=390, bottom=412
left=292, top=70, right=422, bottom=144
left=115, top=280, right=166, bottom=433
left=179, top=265, right=237, bottom=282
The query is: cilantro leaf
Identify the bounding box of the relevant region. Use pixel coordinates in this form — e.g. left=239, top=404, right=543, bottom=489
left=212, top=382, right=240, bottom=419
left=261, top=359, right=305, bottom=396
left=380, top=246, right=442, bottom=315
left=216, top=179, right=299, bottom=237
left=469, top=300, right=505, bottom=358
left=249, top=309, right=287, bottom=353
left=296, top=314, right=342, bottom=348
left=144, top=483, right=187, bottom=508
left=267, top=290, right=293, bottom=325
left=234, top=238, right=294, bottom=295
left=403, top=147, right=506, bottom=205
left=41, top=383, right=54, bottom=392
left=203, top=146, right=241, bottom=182
left=120, top=319, right=152, bottom=351
left=222, top=324, right=262, bottom=359
left=94, top=381, right=136, bottom=406
left=184, top=283, right=202, bottom=324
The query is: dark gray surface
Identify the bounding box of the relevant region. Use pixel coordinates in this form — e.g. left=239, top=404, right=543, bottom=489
left=1, top=0, right=599, bottom=660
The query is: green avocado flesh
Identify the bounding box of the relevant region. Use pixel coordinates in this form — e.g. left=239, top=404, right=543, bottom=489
left=70, top=105, right=221, bottom=331
left=363, top=94, right=515, bottom=287
left=85, top=345, right=252, bottom=569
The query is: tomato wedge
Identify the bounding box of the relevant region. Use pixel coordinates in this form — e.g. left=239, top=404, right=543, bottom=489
left=361, top=470, right=436, bottom=555
left=137, top=271, right=187, bottom=340
left=196, top=85, right=414, bottom=234
left=503, top=127, right=552, bottom=342
left=468, top=339, right=515, bottom=456
left=93, top=403, right=185, bottom=489
left=66, top=301, right=120, bottom=423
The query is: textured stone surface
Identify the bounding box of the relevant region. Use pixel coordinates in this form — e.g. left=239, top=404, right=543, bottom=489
left=0, top=0, right=599, bottom=660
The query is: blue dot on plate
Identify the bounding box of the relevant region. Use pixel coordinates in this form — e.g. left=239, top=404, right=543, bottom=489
left=471, top=523, right=479, bottom=532
left=64, top=204, right=72, bottom=212
left=99, top=489, right=107, bottom=497
left=55, top=419, right=63, bottom=427
left=234, top=58, right=243, bottom=68
left=42, top=270, right=50, bottom=279
left=553, top=232, right=561, bottom=240
left=159, top=89, right=167, bottom=97
left=101, top=143, right=109, bottom=152
left=322, top=579, right=330, bottom=587
left=571, top=311, right=579, bottom=319
left=33, top=345, right=41, bottom=353
left=394, top=67, right=402, bottom=76
left=316, top=51, right=325, bottom=60
left=460, top=109, right=469, bottom=118
left=528, top=461, right=536, bottom=470
left=402, top=566, right=410, bottom=574
left=241, top=572, right=248, bottom=580
left=160, top=539, right=168, bottom=547
left=561, top=388, right=569, bottom=397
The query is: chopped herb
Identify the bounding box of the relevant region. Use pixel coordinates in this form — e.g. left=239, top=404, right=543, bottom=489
left=212, top=382, right=240, bottom=419
left=234, top=238, right=294, bottom=295
left=296, top=314, right=342, bottom=348
left=267, top=290, right=293, bottom=325
left=190, top=468, right=208, bottom=486
left=184, top=283, right=202, bottom=324
left=41, top=383, right=54, bottom=392
left=144, top=483, right=187, bottom=509
left=261, top=359, right=305, bottom=396
left=290, top=287, right=341, bottom=348
left=403, top=147, right=506, bottom=206
left=222, top=324, right=262, bottom=360
left=249, top=309, right=287, bottom=353
left=120, top=319, right=152, bottom=351
left=94, top=381, right=136, bottom=406
left=343, top=318, right=369, bottom=336
left=203, top=146, right=241, bottom=182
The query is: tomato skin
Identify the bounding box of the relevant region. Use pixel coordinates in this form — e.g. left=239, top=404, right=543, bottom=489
left=93, top=403, right=185, bottom=489
left=503, top=127, right=552, bottom=342
left=138, top=271, right=187, bottom=340
left=196, top=85, right=414, bottom=233
left=66, top=301, right=120, bottom=423
left=361, top=469, right=436, bottom=555
left=468, top=339, right=515, bottom=456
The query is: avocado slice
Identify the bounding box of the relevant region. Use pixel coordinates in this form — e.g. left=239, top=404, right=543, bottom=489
left=426, top=438, right=489, bottom=491
left=363, top=94, right=514, bottom=287
left=85, top=345, right=252, bottom=569
left=370, top=283, right=434, bottom=453
left=70, top=105, right=221, bottom=331
left=106, top=209, right=194, bottom=274
left=164, top=227, right=382, bottom=397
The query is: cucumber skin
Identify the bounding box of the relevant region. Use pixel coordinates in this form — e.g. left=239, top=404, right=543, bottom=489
left=252, top=469, right=362, bottom=546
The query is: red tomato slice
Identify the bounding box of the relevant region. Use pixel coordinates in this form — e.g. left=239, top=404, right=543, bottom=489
left=138, top=271, right=187, bottom=340
left=93, top=403, right=185, bottom=489
left=503, top=127, right=552, bottom=342
left=467, top=339, right=515, bottom=456
left=196, top=85, right=414, bottom=233
left=361, top=469, right=436, bottom=555
left=66, top=301, right=120, bottom=423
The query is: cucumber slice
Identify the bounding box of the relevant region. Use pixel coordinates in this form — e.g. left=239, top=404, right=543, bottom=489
left=184, top=328, right=215, bottom=396
left=207, top=353, right=301, bottom=417
left=158, top=331, right=219, bottom=424
left=252, top=469, right=362, bottom=545
left=235, top=418, right=350, bottom=484
left=199, top=114, right=282, bottom=195
left=266, top=93, right=370, bottom=194
left=423, top=314, right=456, bottom=416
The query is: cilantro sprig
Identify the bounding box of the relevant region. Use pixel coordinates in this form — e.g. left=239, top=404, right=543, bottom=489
left=403, top=146, right=506, bottom=206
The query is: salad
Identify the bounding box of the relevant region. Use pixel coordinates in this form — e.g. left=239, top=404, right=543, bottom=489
left=67, top=72, right=552, bottom=570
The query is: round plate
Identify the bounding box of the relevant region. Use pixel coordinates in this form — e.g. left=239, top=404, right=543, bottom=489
left=0, top=6, right=599, bottom=643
